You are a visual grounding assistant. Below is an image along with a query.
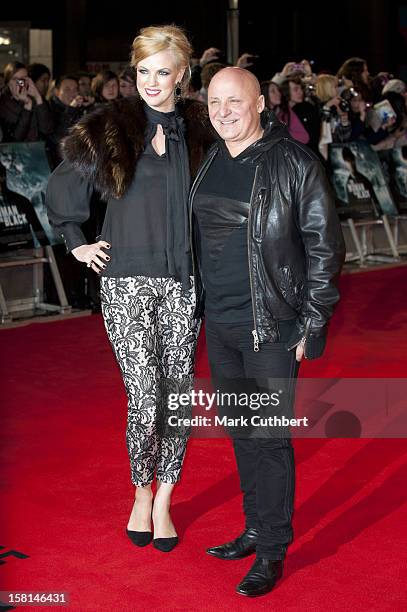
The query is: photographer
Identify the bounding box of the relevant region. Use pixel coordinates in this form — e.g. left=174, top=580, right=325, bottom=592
left=0, top=61, right=53, bottom=142
left=339, top=86, right=367, bottom=141
left=271, top=59, right=314, bottom=86
left=316, top=74, right=352, bottom=158
left=337, top=57, right=373, bottom=103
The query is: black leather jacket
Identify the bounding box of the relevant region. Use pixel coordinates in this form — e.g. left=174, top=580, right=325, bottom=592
left=189, top=113, right=346, bottom=358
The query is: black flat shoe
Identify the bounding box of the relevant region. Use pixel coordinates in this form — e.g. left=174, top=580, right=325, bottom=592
left=153, top=536, right=178, bottom=552
left=206, top=528, right=259, bottom=560
left=126, top=529, right=153, bottom=547
left=236, top=558, right=283, bottom=597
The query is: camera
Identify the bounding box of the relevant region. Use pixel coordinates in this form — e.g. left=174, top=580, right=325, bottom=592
left=339, top=87, right=359, bottom=113
left=339, top=99, right=349, bottom=113
left=292, top=63, right=305, bottom=73
left=16, top=78, right=27, bottom=88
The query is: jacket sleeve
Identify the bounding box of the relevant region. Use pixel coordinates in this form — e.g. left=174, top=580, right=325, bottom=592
left=45, top=160, right=94, bottom=252
left=0, top=94, right=32, bottom=142
left=35, top=101, right=55, bottom=137
left=286, top=158, right=346, bottom=359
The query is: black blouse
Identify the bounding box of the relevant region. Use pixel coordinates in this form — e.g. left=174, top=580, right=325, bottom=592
left=46, top=137, right=173, bottom=278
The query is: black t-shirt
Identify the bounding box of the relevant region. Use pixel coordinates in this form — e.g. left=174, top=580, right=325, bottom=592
left=193, top=146, right=256, bottom=323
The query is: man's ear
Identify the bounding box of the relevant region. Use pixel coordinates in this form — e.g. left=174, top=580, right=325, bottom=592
left=257, top=94, right=266, bottom=113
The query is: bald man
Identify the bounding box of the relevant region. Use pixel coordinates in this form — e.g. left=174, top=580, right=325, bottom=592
left=189, top=68, right=345, bottom=597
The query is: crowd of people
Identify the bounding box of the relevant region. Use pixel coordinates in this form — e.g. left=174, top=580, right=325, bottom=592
left=0, top=49, right=405, bottom=310
left=0, top=62, right=139, bottom=168
left=189, top=50, right=407, bottom=160
left=0, top=51, right=406, bottom=167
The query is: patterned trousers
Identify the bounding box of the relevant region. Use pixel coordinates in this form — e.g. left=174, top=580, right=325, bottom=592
left=100, top=276, right=199, bottom=487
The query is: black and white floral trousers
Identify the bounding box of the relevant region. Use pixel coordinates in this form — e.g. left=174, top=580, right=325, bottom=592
left=100, top=276, right=200, bottom=487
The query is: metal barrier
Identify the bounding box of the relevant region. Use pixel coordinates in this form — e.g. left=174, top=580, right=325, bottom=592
left=0, top=246, right=71, bottom=324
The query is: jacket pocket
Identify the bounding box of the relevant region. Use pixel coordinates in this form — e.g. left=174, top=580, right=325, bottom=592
left=278, top=265, right=304, bottom=310
left=253, top=189, right=267, bottom=240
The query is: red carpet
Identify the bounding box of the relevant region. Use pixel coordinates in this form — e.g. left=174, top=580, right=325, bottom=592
left=1, top=267, right=407, bottom=610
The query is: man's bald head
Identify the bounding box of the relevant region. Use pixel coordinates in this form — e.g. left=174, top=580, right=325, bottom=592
left=207, top=67, right=265, bottom=155
left=209, top=66, right=261, bottom=97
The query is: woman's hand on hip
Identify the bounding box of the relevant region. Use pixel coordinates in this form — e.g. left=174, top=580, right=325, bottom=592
left=72, top=240, right=111, bottom=274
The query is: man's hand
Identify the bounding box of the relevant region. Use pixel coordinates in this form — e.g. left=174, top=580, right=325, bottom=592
left=296, top=344, right=305, bottom=362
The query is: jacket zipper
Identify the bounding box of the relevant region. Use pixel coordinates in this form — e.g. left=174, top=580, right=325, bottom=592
left=286, top=317, right=312, bottom=356
left=247, top=165, right=260, bottom=351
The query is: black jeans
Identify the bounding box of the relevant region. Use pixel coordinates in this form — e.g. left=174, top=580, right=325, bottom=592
left=205, top=319, right=300, bottom=560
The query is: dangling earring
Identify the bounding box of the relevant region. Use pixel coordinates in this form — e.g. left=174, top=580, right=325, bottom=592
left=174, top=81, right=182, bottom=102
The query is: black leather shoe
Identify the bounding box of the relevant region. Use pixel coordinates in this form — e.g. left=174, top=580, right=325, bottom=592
left=236, top=558, right=283, bottom=597
left=206, top=528, right=258, bottom=560
left=126, top=529, right=153, bottom=547
left=153, top=536, right=178, bottom=552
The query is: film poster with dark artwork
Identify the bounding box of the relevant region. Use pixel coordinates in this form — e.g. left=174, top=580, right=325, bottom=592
left=0, top=142, right=60, bottom=251
left=329, top=142, right=399, bottom=219
left=377, top=146, right=407, bottom=213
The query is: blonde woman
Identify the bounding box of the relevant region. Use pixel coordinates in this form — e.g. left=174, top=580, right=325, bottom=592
left=46, top=25, right=213, bottom=552
left=316, top=74, right=352, bottom=158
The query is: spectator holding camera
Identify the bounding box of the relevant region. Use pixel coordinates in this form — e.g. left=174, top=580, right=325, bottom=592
left=340, top=87, right=368, bottom=140
left=337, top=57, right=373, bottom=102
left=0, top=61, right=53, bottom=142
left=261, top=80, right=309, bottom=144
left=316, top=74, right=352, bottom=158
left=271, top=59, right=314, bottom=86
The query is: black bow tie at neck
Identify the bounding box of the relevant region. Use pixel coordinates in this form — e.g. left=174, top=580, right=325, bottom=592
left=143, top=102, right=185, bottom=140
left=162, top=117, right=185, bottom=141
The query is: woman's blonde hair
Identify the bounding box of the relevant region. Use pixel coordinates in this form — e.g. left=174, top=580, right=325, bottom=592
left=315, top=74, right=338, bottom=103
left=130, top=25, right=192, bottom=92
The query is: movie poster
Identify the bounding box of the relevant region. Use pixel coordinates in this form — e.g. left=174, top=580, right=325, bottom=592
left=329, top=142, right=399, bottom=219
left=377, top=146, right=407, bottom=213
left=0, top=141, right=60, bottom=250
